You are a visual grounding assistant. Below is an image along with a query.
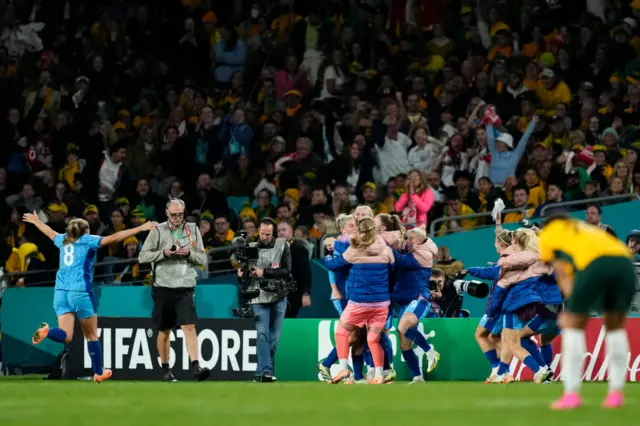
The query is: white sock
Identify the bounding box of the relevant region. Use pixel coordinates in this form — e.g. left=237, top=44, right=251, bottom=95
left=606, top=329, right=629, bottom=392
left=374, top=366, right=384, bottom=378
left=339, top=359, right=349, bottom=370
left=562, top=328, right=586, bottom=393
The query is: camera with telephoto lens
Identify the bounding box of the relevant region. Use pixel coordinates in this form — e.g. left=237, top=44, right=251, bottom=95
left=452, top=278, right=490, bottom=298
left=438, top=271, right=489, bottom=317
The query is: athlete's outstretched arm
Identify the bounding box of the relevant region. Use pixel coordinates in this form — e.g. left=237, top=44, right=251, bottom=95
left=100, top=221, right=158, bottom=247
left=23, top=212, right=58, bottom=241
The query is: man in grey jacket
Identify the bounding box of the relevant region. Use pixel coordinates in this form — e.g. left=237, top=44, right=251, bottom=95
left=139, top=199, right=210, bottom=382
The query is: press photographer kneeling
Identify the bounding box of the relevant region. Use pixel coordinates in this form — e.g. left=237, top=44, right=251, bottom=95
left=233, top=218, right=296, bottom=382
left=432, top=270, right=489, bottom=317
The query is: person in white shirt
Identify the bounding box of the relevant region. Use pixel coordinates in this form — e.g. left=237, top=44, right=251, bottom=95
left=320, top=48, right=346, bottom=100
left=374, top=114, right=411, bottom=184
left=408, top=127, right=446, bottom=173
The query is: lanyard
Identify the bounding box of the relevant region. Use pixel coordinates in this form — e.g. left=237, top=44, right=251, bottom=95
left=170, top=224, right=195, bottom=247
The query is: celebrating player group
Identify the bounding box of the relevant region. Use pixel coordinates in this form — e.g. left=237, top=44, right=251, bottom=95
left=22, top=204, right=635, bottom=409
left=319, top=207, right=635, bottom=409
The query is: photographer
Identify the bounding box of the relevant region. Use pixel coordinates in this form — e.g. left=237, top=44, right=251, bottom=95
left=430, top=268, right=451, bottom=316
left=236, top=218, right=292, bottom=382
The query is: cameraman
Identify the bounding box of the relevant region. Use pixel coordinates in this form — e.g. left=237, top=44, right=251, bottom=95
left=237, top=218, right=292, bottom=382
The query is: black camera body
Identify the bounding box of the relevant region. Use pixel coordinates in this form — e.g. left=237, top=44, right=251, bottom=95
left=233, top=233, right=297, bottom=301
left=233, top=233, right=261, bottom=299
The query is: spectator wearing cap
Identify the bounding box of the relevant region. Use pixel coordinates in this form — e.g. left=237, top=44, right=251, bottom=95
left=46, top=201, right=67, bottom=233
left=362, top=182, right=390, bottom=215
left=395, top=169, right=435, bottom=229
left=626, top=229, right=640, bottom=261
left=486, top=116, right=538, bottom=186
left=537, top=68, right=572, bottom=117
left=83, top=204, right=107, bottom=235
left=585, top=204, right=616, bottom=237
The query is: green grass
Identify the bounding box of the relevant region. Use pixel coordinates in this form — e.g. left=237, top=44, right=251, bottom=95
left=0, top=377, right=637, bottom=426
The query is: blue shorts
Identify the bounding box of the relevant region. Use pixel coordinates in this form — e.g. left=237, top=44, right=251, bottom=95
left=526, top=315, right=560, bottom=337
left=503, top=313, right=526, bottom=330
left=385, top=302, right=408, bottom=330
left=387, top=299, right=432, bottom=329
left=332, top=299, right=348, bottom=315
left=479, top=314, right=504, bottom=335
left=54, top=290, right=97, bottom=319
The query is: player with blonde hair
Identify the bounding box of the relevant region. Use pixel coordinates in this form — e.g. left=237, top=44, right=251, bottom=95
left=27, top=213, right=157, bottom=383
left=324, top=217, right=394, bottom=384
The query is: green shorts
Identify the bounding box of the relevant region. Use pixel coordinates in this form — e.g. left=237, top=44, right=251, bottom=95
left=565, top=256, right=638, bottom=315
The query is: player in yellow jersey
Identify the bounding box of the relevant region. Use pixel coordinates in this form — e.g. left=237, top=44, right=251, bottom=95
left=538, top=216, right=637, bottom=410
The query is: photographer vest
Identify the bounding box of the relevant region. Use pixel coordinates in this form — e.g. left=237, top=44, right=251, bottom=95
left=249, top=238, right=288, bottom=305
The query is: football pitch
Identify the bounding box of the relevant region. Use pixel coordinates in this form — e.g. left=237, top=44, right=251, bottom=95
left=0, top=377, right=637, bottom=426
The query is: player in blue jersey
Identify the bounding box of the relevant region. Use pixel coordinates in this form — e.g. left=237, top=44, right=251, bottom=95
left=317, top=214, right=360, bottom=382
left=389, top=227, right=440, bottom=384
left=467, top=223, right=514, bottom=383
left=25, top=213, right=157, bottom=383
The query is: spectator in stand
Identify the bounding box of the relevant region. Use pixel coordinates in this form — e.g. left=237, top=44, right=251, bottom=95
left=374, top=112, right=411, bottom=185
left=585, top=204, right=616, bottom=236
left=627, top=229, right=640, bottom=261
left=533, top=182, right=565, bottom=217
left=97, top=143, right=127, bottom=221
left=361, top=182, right=389, bottom=215
left=395, top=169, right=434, bottom=229
left=434, top=246, right=464, bottom=277
left=3, top=0, right=640, bottom=286
left=486, top=116, right=537, bottom=186
left=503, top=186, right=534, bottom=224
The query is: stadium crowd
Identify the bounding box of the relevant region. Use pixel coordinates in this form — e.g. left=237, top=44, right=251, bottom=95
left=2, top=0, right=640, bottom=286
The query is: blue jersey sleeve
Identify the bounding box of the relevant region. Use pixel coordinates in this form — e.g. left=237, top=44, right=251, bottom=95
left=80, top=234, right=103, bottom=249
left=53, top=234, right=65, bottom=249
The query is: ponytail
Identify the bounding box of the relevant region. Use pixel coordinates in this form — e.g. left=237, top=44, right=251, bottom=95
left=351, top=217, right=377, bottom=249
left=513, top=228, right=539, bottom=252
left=63, top=218, right=90, bottom=245
left=376, top=213, right=404, bottom=232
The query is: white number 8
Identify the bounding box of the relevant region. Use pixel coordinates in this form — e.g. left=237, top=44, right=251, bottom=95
left=63, top=245, right=74, bottom=266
